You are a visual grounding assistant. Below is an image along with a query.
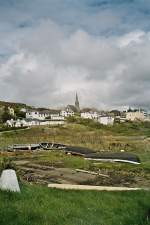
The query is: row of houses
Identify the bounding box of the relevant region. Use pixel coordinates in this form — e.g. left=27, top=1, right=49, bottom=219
left=5, top=104, right=150, bottom=128
left=26, top=107, right=116, bottom=125
left=6, top=107, right=115, bottom=127
left=6, top=118, right=65, bottom=127
left=81, top=109, right=150, bottom=123
left=6, top=106, right=114, bottom=127
left=26, top=109, right=63, bottom=120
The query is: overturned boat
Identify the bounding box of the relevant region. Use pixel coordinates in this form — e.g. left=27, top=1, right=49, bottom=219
left=84, top=152, right=141, bottom=164
left=64, top=146, right=95, bottom=156
left=7, top=144, right=40, bottom=151
left=7, top=142, right=66, bottom=151
left=40, top=142, right=66, bottom=150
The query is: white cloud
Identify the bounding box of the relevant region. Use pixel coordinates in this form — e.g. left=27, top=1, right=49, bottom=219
left=118, top=30, right=145, bottom=47
left=0, top=19, right=150, bottom=110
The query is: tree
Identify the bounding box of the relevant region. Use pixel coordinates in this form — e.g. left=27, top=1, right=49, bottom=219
left=13, top=106, right=26, bottom=119
left=1, top=106, right=13, bottom=123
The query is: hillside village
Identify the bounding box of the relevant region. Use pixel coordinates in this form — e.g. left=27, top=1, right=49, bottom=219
left=0, top=93, right=150, bottom=128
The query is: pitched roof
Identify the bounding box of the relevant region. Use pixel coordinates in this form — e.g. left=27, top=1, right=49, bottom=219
left=66, top=105, right=78, bottom=112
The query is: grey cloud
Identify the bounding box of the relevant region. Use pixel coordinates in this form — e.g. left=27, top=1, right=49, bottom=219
left=1, top=0, right=150, bottom=35
left=0, top=19, right=150, bottom=109
left=0, top=1, right=150, bottom=109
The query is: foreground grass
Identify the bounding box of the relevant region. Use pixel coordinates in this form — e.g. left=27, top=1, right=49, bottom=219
left=0, top=184, right=150, bottom=225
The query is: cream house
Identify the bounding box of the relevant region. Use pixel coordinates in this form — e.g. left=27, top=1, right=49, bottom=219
left=126, top=111, right=145, bottom=121
left=8, top=107, right=15, bottom=116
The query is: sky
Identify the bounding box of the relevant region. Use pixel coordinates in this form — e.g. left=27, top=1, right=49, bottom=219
left=0, top=0, right=150, bottom=109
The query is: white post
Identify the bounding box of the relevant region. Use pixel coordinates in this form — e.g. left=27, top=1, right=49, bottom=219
left=0, top=169, right=20, bottom=192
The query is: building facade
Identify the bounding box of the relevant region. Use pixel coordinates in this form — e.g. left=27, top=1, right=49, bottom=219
left=26, top=109, right=61, bottom=120
left=6, top=118, right=65, bottom=127
left=126, top=111, right=145, bottom=121
left=98, top=116, right=114, bottom=125
left=61, top=93, right=80, bottom=117
left=81, top=111, right=98, bottom=119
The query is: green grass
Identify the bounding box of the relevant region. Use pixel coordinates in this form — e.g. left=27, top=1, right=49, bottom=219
left=67, top=117, right=150, bottom=136
left=0, top=123, right=150, bottom=153
left=0, top=126, right=28, bottom=132
left=32, top=151, right=92, bottom=169
left=0, top=184, right=150, bottom=225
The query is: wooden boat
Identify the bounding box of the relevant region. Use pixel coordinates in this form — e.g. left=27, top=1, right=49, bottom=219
left=7, top=144, right=40, bottom=151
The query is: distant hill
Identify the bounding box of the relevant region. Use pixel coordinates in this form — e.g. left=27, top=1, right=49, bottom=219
left=0, top=100, right=30, bottom=109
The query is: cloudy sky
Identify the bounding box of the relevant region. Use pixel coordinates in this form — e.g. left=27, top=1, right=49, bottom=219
left=0, top=0, right=150, bottom=109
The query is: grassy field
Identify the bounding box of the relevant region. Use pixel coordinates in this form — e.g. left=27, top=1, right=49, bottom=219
left=0, top=121, right=150, bottom=152
left=0, top=121, right=150, bottom=187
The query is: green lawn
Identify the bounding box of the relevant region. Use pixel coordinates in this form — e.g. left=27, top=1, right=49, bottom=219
left=0, top=184, right=150, bottom=225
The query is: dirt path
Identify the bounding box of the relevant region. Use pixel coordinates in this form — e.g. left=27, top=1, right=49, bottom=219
left=48, top=184, right=148, bottom=191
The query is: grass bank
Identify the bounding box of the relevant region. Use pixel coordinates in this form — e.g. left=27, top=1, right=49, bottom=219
left=0, top=184, right=150, bottom=225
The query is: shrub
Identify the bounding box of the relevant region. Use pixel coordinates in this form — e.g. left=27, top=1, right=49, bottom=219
left=0, top=157, right=16, bottom=172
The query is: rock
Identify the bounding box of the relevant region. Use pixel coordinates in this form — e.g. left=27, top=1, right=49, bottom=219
left=0, top=169, right=20, bottom=192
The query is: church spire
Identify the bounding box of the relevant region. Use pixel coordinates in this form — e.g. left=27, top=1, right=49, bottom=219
left=75, top=92, right=80, bottom=112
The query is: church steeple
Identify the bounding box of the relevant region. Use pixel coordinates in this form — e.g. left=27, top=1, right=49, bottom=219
left=75, top=92, right=80, bottom=112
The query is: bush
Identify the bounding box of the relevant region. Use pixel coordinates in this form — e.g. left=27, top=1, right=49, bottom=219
left=0, top=157, right=16, bottom=172
left=66, top=116, right=78, bottom=123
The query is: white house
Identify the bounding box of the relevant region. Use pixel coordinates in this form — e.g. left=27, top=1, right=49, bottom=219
left=26, top=110, right=50, bottom=120
left=81, top=111, right=98, bottom=120
left=26, top=109, right=61, bottom=120
left=6, top=119, right=15, bottom=127
left=6, top=118, right=40, bottom=127
left=6, top=117, right=65, bottom=127
left=98, top=116, right=114, bottom=125
left=61, top=110, right=74, bottom=117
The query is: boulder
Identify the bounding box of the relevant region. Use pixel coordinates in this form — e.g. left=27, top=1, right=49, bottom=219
left=0, top=169, right=20, bottom=192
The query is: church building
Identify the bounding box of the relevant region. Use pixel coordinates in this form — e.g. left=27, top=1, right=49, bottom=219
left=61, top=93, right=80, bottom=117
